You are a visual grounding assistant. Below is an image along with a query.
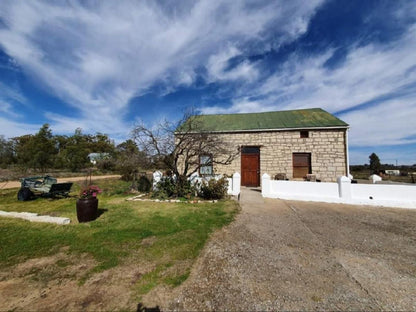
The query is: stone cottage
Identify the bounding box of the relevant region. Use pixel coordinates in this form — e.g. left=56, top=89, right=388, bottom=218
left=176, top=108, right=349, bottom=186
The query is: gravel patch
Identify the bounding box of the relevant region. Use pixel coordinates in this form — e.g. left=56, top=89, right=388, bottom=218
left=147, top=188, right=416, bottom=311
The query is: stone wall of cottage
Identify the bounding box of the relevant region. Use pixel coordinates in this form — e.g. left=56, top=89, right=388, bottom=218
left=212, top=129, right=347, bottom=182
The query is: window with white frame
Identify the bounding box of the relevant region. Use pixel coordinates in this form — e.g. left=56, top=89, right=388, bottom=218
left=199, top=155, right=213, bottom=176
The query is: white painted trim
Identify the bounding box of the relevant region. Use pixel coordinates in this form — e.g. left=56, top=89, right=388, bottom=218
left=346, top=129, right=350, bottom=177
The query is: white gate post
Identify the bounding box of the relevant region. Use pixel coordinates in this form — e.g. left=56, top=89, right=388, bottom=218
left=337, top=176, right=351, bottom=200
left=153, top=171, right=163, bottom=190
left=232, top=172, right=241, bottom=195
left=262, top=173, right=271, bottom=197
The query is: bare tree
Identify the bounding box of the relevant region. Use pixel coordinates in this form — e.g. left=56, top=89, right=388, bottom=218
left=132, top=111, right=239, bottom=181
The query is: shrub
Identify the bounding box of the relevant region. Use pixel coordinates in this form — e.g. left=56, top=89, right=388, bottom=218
left=152, top=176, right=176, bottom=199
left=96, top=158, right=116, bottom=171
left=137, top=175, right=151, bottom=192
left=152, top=175, right=196, bottom=199
left=199, top=177, right=228, bottom=200
left=175, top=176, right=195, bottom=198
left=119, top=170, right=136, bottom=182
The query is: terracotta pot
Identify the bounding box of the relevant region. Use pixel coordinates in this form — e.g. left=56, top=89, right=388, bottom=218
left=76, top=197, right=98, bottom=222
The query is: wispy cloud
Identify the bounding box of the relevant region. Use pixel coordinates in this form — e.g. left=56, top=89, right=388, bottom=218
left=340, top=96, right=416, bottom=146
left=203, top=24, right=416, bottom=147
left=1, top=0, right=414, bottom=158
left=0, top=116, right=40, bottom=138
left=0, top=0, right=322, bottom=138
left=0, top=81, right=28, bottom=118
left=0, top=81, right=27, bottom=105
left=206, top=46, right=259, bottom=82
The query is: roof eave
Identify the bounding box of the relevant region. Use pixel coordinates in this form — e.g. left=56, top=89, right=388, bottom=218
left=175, top=125, right=349, bottom=134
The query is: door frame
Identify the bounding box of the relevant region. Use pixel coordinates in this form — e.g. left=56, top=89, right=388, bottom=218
left=241, top=146, right=260, bottom=187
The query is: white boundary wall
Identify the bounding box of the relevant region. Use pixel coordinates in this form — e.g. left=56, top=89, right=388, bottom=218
left=262, top=174, right=416, bottom=209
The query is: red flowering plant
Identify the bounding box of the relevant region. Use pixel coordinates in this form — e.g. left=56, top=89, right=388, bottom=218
left=79, top=185, right=102, bottom=199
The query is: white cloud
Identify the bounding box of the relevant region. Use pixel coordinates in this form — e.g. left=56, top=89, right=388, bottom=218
left=0, top=117, right=40, bottom=138
left=206, top=45, right=259, bottom=82
left=201, top=98, right=267, bottom=115
left=0, top=0, right=323, bottom=138
left=0, top=100, right=19, bottom=119
left=44, top=112, right=131, bottom=143
left=203, top=25, right=416, bottom=147
left=0, top=81, right=27, bottom=106
left=340, top=96, right=416, bottom=146
left=0, top=82, right=29, bottom=119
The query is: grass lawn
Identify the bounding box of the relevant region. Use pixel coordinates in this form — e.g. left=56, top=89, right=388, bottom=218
left=0, top=178, right=239, bottom=307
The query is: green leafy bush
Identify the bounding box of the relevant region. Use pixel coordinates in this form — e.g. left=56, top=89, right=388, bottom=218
left=152, top=176, right=176, bottom=199
left=199, top=177, right=228, bottom=200
left=175, top=177, right=196, bottom=198
left=152, top=175, right=196, bottom=199
left=96, top=158, right=116, bottom=171
left=137, top=175, right=151, bottom=192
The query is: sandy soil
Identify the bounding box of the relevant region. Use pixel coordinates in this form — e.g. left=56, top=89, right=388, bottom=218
left=0, top=249, right=154, bottom=311
left=0, top=175, right=121, bottom=190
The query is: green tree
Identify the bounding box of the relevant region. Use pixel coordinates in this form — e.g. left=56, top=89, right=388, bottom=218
left=13, top=124, right=57, bottom=172
left=60, top=128, right=91, bottom=172
left=53, top=135, right=70, bottom=169
left=369, top=152, right=381, bottom=173
left=0, top=135, right=15, bottom=168
left=115, top=139, right=148, bottom=181
left=13, top=134, right=34, bottom=172
left=32, top=124, right=56, bottom=171
left=90, top=133, right=115, bottom=153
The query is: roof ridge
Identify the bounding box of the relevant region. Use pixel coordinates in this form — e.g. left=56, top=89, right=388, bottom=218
left=197, top=107, right=323, bottom=117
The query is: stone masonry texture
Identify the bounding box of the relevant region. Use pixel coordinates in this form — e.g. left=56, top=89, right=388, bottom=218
left=212, top=129, right=347, bottom=182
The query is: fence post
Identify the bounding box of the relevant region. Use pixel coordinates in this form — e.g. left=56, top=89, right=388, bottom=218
left=152, top=171, right=163, bottom=190
left=337, top=176, right=351, bottom=200
left=262, top=173, right=271, bottom=197
left=232, top=172, right=241, bottom=195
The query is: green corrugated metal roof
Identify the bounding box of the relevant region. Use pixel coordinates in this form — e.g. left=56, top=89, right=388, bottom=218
left=178, top=108, right=348, bottom=133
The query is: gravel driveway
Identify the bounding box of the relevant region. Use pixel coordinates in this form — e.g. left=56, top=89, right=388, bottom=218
left=150, top=187, right=416, bottom=311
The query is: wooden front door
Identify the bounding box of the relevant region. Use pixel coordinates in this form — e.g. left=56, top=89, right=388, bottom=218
left=241, top=147, right=260, bottom=187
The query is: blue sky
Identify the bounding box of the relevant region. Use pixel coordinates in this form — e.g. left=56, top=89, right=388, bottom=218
left=0, top=0, right=415, bottom=165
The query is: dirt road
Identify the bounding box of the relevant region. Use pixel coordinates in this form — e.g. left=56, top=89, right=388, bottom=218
left=0, top=175, right=121, bottom=189
left=148, top=187, right=416, bottom=311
